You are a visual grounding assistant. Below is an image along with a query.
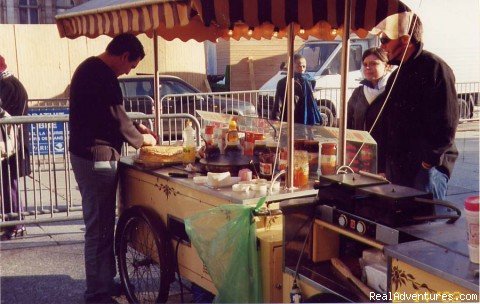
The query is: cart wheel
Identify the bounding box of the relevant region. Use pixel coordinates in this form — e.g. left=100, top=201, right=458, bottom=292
left=116, top=207, right=172, bottom=303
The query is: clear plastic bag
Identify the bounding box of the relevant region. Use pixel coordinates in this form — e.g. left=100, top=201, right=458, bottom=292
left=185, top=198, right=265, bottom=303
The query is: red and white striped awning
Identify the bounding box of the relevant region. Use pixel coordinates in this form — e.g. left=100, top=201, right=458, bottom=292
left=56, top=0, right=410, bottom=41
left=55, top=0, right=192, bottom=39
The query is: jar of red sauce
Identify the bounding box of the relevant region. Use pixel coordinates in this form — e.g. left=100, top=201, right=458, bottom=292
left=320, top=142, right=337, bottom=175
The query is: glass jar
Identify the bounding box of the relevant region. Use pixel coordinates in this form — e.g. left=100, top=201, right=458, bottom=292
left=259, top=152, right=275, bottom=179
left=320, top=143, right=337, bottom=175
left=304, top=140, right=319, bottom=178
left=224, top=142, right=243, bottom=158
left=294, top=150, right=309, bottom=187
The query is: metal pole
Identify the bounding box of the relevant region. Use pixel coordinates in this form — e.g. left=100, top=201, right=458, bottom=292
left=338, top=0, right=352, bottom=167
left=153, top=32, right=160, bottom=137
left=286, top=24, right=295, bottom=189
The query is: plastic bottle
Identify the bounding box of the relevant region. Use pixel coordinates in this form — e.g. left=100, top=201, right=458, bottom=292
left=289, top=281, right=302, bottom=303
left=182, top=120, right=196, bottom=163
left=465, top=196, right=479, bottom=264
left=226, top=119, right=239, bottom=143
left=224, top=119, right=243, bottom=157
left=203, top=125, right=220, bottom=160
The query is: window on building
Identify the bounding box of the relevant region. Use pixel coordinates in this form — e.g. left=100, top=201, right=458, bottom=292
left=56, top=0, right=75, bottom=14
left=19, top=0, right=39, bottom=24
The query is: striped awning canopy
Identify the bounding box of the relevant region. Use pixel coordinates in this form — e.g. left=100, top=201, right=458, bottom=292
left=191, top=0, right=411, bottom=41
left=55, top=0, right=193, bottom=39
left=56, top=0, right=410, bottom=41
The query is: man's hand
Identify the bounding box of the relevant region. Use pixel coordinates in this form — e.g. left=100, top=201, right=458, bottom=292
left=142, top=134, right=157, bottom=146
left=135, top=122, right=158, bottom=141
left=421, top=161, right=432, bottom=169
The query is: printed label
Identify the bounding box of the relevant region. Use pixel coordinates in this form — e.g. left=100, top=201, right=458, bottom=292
left=260, top=162, right=273, bottom=176
left=321, top=155, right=337, bottom=165
left=467, top=223, right=479, bottom=246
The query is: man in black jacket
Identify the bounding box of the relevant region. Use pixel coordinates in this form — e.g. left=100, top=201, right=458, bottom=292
left=69, top=34, right=156, bottom=303
left=272, top=54, right=322, bottom=125
left=375, top=14, right=458, bottom=210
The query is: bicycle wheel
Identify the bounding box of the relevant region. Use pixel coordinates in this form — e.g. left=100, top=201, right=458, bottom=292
left=117, top=207, right=172, bottom=303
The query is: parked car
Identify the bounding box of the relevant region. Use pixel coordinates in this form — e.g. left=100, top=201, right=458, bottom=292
left=119, top=75, right=257, bottom=139
left=119, top=75, right=257, bottom=115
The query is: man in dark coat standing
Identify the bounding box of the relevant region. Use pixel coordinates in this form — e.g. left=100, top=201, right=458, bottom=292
left=272, top=54, right=323, bottom=125
left=0, top=54, right=30, bottom=240
left=375, top=14, right=458, bottom=212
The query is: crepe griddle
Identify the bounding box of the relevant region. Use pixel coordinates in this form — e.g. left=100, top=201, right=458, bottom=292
left=199, top=155, right=252, bottom=176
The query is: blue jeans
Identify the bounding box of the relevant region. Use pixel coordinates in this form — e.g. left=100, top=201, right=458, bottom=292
left=70, top=154, right=118, bottom=301
left=413, top=167, right=449, bottom=215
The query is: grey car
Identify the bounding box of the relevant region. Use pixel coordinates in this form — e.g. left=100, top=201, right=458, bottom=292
left=119, top=75, right=257, bottom=139
left=119, top=75, right=257, bottom=116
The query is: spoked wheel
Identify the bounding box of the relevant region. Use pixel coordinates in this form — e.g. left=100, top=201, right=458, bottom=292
left=116, top=207, right=173, bottom=303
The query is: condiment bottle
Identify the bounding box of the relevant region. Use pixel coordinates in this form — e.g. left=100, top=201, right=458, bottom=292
left=320, top=142, right=337, bottom=175
left=224, top=119, right=243, bottom=158
left=258, top=139, right=277, bottom=180
left=226, top=120, right=239, bottom=142
left=204, top=125, right=220, bottom=160
left=253, top=139, right=267, bottom=162
left=293, top=150, right=309, bottom=187
left=465, top=196, right=479, bottom=264
left=204, top=125, right=214, bottom=144
left=244, top=131, right=254, bottom=156
left=182, top=120, right=196, bottom=164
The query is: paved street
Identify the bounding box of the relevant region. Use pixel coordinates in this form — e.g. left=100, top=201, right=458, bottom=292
left=1, top=122, right=478, bottom=304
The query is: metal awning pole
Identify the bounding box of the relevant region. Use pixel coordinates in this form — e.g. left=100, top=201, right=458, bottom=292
left=286, top=24, right=295, bottom=189
left=338, top=0, right=352, bottom=167
left=153, top=32, right=160, bottom=138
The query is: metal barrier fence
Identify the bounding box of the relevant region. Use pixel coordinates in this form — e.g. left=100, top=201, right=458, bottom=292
left=3, top=82, right=477, bottom=227
left=0, top=112, right=199, bottom=228
left=157, top=81, right=479, bottom=127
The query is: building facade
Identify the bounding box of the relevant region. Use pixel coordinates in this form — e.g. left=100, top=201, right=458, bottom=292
left=0, top=0, right=87, bottom=24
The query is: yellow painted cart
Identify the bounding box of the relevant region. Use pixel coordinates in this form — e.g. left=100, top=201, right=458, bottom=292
left=114, top=157, right=317, bottom=303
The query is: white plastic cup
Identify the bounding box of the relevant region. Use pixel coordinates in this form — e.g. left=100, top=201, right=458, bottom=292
left=464, top=196, right=479, bottom=264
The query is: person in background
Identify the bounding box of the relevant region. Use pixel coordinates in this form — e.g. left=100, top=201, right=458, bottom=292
left=0, top=54, right=30, bottom=241
left=272, top=54, right=323, bottom=125
left=347, top=47, right=390, bottom=131
left=375, top=14, right=458, bottom=209
left=69, top=33, right=156, bottom=303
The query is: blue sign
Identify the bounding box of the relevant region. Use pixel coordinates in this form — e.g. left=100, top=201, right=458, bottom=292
left=28, top=108, right=69, bottom=155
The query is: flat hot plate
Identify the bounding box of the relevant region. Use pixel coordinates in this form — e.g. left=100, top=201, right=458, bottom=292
left=199, top=155, right=253, bottom=176
left=357, top=183, right=430, bottom=199
left=319, top=173, right=388, bottom=188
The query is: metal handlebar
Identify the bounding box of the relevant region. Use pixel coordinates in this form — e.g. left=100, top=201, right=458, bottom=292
left=413, top=197, right=462, bottom=224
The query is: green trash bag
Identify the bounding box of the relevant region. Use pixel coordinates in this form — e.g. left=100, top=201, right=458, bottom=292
left=184, top=199, right=265, bottom=303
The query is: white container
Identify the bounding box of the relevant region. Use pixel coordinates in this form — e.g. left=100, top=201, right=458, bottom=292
left=464, top=196, right=479, bottom=264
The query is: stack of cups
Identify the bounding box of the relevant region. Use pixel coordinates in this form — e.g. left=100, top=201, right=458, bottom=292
left=464, top=196, right=479, bottom=264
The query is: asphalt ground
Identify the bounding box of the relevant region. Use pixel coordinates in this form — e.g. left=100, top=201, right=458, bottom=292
left=1, top=121, right=478, bottom=304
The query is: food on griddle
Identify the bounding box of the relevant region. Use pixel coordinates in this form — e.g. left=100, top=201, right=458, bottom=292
left=139, top=145, right=184, bottom=163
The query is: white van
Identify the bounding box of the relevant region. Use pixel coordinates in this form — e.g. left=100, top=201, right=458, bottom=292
left=259, top=37, right=376, bottom=125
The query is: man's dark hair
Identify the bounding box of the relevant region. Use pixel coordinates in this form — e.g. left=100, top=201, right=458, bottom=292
left=408, top=14, right=423, bottom=45
left=362, top=47, right=388, bottom=63
left=106, top=33, right=145, bottom=62
left=293, top=53, right=306, bottom=62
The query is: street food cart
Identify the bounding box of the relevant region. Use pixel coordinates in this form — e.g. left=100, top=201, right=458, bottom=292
left=54, top=1, right=479, bottom=303
left=115, top=113, right=379, bottom=302
left=281, top=175, right=479, bottom=302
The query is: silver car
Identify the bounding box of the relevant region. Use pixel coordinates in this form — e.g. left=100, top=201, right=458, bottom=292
left=119, top=75, right=257, bottom=117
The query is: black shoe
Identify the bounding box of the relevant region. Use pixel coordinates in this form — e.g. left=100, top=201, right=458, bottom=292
left=0, top=226, right=26, bottom=241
